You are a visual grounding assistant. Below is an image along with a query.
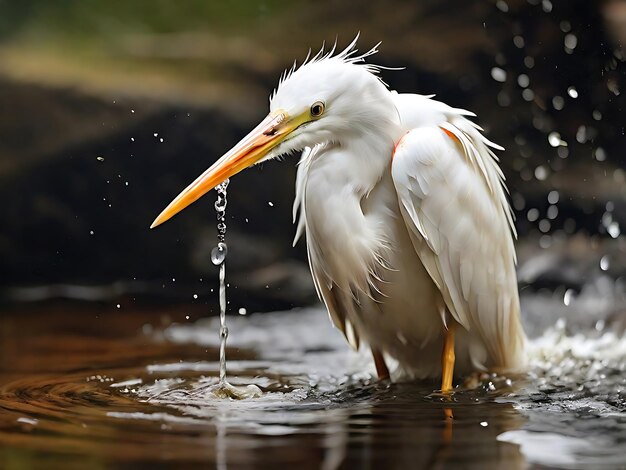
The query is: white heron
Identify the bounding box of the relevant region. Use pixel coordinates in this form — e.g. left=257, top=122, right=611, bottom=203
left=151, top=38, right=527, bottom=391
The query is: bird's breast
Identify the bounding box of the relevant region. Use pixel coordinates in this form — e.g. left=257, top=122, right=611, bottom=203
left=302, top=156, right=443, bottom=357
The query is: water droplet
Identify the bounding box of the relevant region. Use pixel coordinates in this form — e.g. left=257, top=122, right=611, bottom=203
left=524, top=56, right=535, bottom=68
left=538, top=219, right=551, bottom=233
left=238, top=307, right=247, bottom=316
left=153, top=133, right=158, bottom=137
left=480, top=421, right=489, bottom=427
left=548, top=132, right=566, bottom=147
left=607, top=222, right=620, bottom=238
left=268, top=201, right=274, bottom=207
left=563, top=289, right=575, bottom=306
left=193, top=294, right=198, bottom=299
left=211, top=242, right=228, bottom=266
left=564, top=34, right=578, bottom=51
left=131, top=137, right=135, bottom=142
left=552, top=96, right=564, bottom=110
left=527, top=208, right=540, bottom=222
left=496, top=0, right=509, bottom=12
left=185, top=315, right=190, bottom=320
left=594, top=148, right=606, bottom=162
left=600, top=256, right=610, bottom=271
left=96, top=156, right=104, bottom=162
left=116, top=304, right=121, bottom=309
left=522, top=88, right=534, bottom=101
left=491, top=67, right=507, bottom=83
left=542, top=0, right=552, bottom=12
left=513, top=35, right=525, bottom=48
left=547, top=205, right=558, bottom=220
left=535, top=165, right=548, bottom=180
left=89, top=230, right=94, bottom=235
left=539, top=235, right=552, bottom=249
left=518, top=74, right=530, bottom=88
left=159, top=138, right=164, bottom=143
left=215, top=198, right=226, bottom=212
left=567, top=86, right=579, bottom=98
left=547, top=190, right=560, bottom=204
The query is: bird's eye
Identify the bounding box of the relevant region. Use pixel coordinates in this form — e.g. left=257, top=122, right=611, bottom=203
left=310, top=101, right=325, bottom=118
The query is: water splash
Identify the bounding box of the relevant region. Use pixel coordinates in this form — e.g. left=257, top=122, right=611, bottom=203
left=208, top=179, right=261, bottom=399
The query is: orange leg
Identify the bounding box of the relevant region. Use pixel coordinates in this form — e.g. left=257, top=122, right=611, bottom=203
left=441, top=323, right=456, bottom=393
left=371, top=348, right=390, bottom=380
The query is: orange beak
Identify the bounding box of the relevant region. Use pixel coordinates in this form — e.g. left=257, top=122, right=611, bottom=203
left=151, top=110, right=300, bottom=229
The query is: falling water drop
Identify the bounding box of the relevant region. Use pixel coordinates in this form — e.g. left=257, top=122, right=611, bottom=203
left=208, top=179, right=261, bottom=399
left=552, top=96, right=565, bottom=110
left=214, top=179, right=230, bottom=386
left=211, top=242, right=228, bottom=266
left=547, top=190, right=560, bottom=204
left=491, top=67, right=507, bottom=83
left=600, top=256, right=610, bottom=271
left=564, top=34, right=578, bottom=51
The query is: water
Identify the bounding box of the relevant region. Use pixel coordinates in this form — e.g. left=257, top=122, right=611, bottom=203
left=0, top=303, right=624, bottom=468
left=208, top=179, right=261, bottom=399
left=213, top=178, right=229, bottom=385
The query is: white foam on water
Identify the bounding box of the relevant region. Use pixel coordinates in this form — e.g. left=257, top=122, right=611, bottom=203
left=497, top=430, right=623, bottom=469
left=163, top=307, right=374, bottom=382
left=498, top=320, right=626, bottom=468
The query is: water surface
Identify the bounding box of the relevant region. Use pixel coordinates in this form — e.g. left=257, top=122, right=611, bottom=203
left=0, top=304, right=624, bottom=469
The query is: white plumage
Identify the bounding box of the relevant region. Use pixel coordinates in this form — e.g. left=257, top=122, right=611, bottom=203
left=287, top=47, right=526, bottom=379
left=151, top=38, right=528, bottom=384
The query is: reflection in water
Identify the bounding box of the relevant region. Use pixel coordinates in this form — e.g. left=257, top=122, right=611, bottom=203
left=0, top=305, right=623, bottom=468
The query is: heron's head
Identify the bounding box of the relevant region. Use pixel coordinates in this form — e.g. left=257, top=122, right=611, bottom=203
left=151, top=38, right=394, bottom=228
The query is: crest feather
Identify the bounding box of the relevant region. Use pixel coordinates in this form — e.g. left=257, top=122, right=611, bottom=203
left=270, top=34, right=397, bottom=102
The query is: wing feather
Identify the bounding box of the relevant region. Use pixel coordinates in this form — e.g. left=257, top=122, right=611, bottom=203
left=391, top=124, right=525, bottom=368
left=293, top=145, right=362, bottom=349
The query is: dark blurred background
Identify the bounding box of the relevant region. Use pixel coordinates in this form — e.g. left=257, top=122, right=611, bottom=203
left=0, top=0, right=624, bottom=321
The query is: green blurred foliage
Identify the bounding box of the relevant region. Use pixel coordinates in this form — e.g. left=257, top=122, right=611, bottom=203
left=0, top=0, right=292, bottom=42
